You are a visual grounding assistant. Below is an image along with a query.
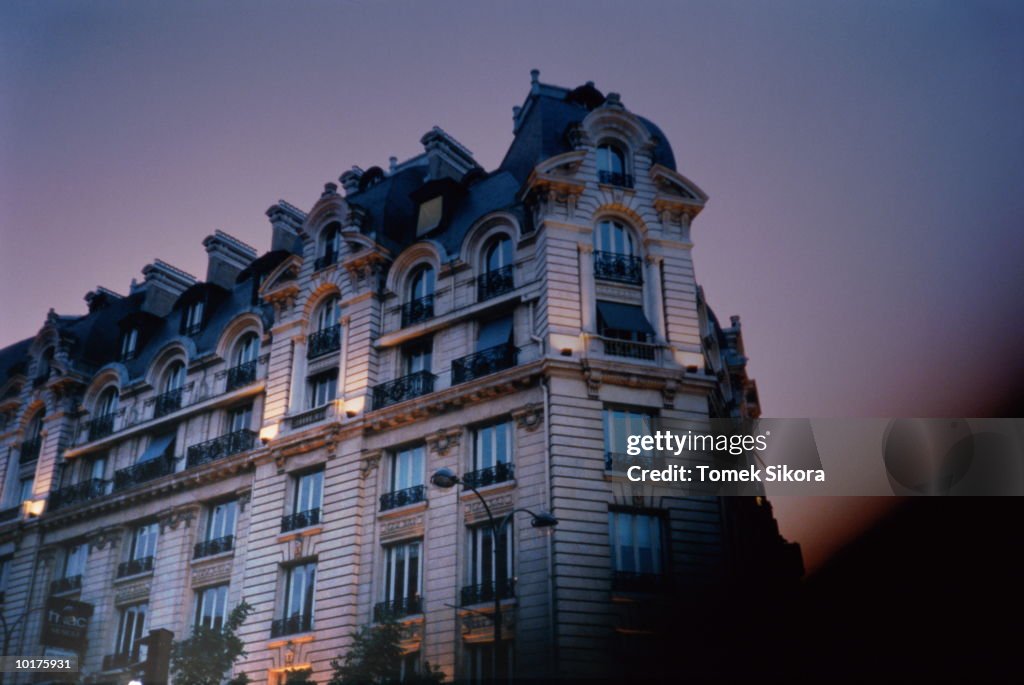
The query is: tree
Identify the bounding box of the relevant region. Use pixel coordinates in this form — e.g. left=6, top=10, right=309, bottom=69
left=328, top=614, right=444, bottom=685
left=170, top=601, right=253, bottom=685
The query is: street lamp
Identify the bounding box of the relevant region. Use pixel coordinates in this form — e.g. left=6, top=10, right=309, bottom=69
left=430, top=467, right=557, bottom=679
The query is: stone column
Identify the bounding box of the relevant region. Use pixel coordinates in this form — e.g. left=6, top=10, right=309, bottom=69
left=578, top=243, right=596, bottom=334
left=645, top=255, right=667, bottom=342
left=288, top=335, right=307, bottom=413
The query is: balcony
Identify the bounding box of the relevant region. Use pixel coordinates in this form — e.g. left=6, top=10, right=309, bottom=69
left=102, top=652, right=136, bottom=671
left=451, top=343, right=517, bottom=385
left=20, top=437, right=41, bottom=463
left=598, top=170, right=634, bottom=188
left=400, top=294, right=434, bottom=327
left=612, top=571, right=671, bottom=594
left=194, top=535, right=234, bottom=559
left=314, top=252, right=337, bottom=271
left=281, top=507, right=321, bottom=533
left=271, top=613, right=313, bottom=638
left=186, top=429, right=256, bottom=469
left=153, top=388, right=183, bottom=418
left=289, top=405, right=329, bottom=429
left=379, top=485, right=426, bottom=512
left=307, top=324, right=341, bottom=359
left=49, top=478, right=110, bottom=511
left=594, top=251, right=643, bottom=285
left=88, top=413, right=116, bottom=441
left=602, top=337, right=657, bottom=361
left=112, top=457, right=175, bottom=492
left=373, top=595, right=423, bottom=622
left=226, top=360, right=258, bottom=392
left=50, top=575, right=82, bottom=595
left=477, top=265, right=515, bottom=302
left=372, top=371, right=435, bottom=410
left=117, top=556, right=154, bottom=578
left=460, top=578, right=516, bottom=606
left=462, top=462, right=514, bottom=489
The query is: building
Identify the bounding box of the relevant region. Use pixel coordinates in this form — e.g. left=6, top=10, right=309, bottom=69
left=0, top=71, right=800, bottom=683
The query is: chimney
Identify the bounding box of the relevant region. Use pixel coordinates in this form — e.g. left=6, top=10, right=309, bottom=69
left=203, top=230, right=257, bottom=289
left=136, top=260, right=196, bottom=317
left=420, top=126, right=479, bottom=182
left=84, top=287, right=124, bottom=313
left=266, top=201, right=306, bottom=254
left=340, top=166, right=364, bottom=194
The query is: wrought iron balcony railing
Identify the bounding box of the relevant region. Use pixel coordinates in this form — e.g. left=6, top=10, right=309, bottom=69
left=112, top=457, right=175, bottom=492
left=20, top=437, right=41, bottom=463
left=611, top=571, right=671, bottom=594
left=226, top=360, right=258, bottom=391
left=307, top=324, right=341, bottom=359
left=602, top=337, right=657, bottom=361
left=314, top=252, right=338, bottom=271
left=88, top=413, right=116, bottom=441
left=372, top=371, right=435, bottom=410
left=271, top=613, right=314, bottom=638
left=598, top=170, right=634, bottom=188
left=379, top=485, right=426, bottom=512
left=50, top=575, right=82, bottom=595
left=373, top=595, right=423, bottom=622
left=186, top=429, right=256, bottom=469
left=153, top=387, right=183, bottom=418
left=281, top=507, right=321, bottom=533
left=194, top=535, right=234, bottom=559
left=462, top=462, right=515, bottom=489
left=451, top=343, right=517, bottom=385
left=477, top=265, right=515, bottom=302
left=117, top=556, right=154, bottom=578
left=49, top=478, right=110, bottom=511
left=460, top=577, right=516, bottom=606
left=102, top=652, right=136, bottom=671
left=593, top=251, right=643, bottom=285
left=289, top=405, right=328, bottom=429
left=400, top=294, right=434, bottom=327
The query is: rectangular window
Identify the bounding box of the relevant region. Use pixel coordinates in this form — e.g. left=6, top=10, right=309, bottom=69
left=183, top=301, right=205, bottom=334
left=64, top=544, right=88, bottom=578
left=468, top=523, right=513, bottom=594
left=228, top=404, right=253, bottom=433
left=86, top=455, right=107, bottom=482
left=416, top=196, right=443, bottom=235
left=400, top=652, right=421, bottom=683
left=206, top=501, right=237, bottom=541
left=130, top=523, right=159, bottom=561
left=390, top=446, right=424, bottom=493
left=284, top=562, right=316, bottom=624
left=403, top=341, right=432, bottom=375
left=465, top=642, right=513, bottom=684
left=608, top=510, right=664, bottom=576
left=476, top=315, right=513, bottom=352
left=115, top=602, right=148, bottom=658
left=18, top=477, right=34, bottom=503
left=603, top=408, right=654, bottom=456
left=383, top=540, right=422, bottom=606
left=473, top=422, right=512, bottom=471
left=120, top=328, right=138, bottom=361
left=307, top=370, right=338, bottom=408
left=293, top=471, right=323, bottom=516
left=194, top=584, right=229, bottom=631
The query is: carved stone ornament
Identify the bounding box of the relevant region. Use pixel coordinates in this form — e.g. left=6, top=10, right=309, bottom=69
left=237, top=489, right=253, bottom=513
left=512, top=403, right=544, bottom=432
left=360, top=449, right=382, bottom=479
left=661, top=380, right=677, bottom=408
left=159, top=505, right=197, bottom=533
left=87, top=527, right=122, bottom=552
left=193, top=560, right=233, bottom=587
left=427, top=428, right=462, bottom=456
left=115, top=580, right=151, bottom=605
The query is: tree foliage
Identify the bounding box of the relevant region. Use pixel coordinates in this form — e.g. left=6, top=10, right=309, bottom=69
left=328, top=614, right=444, bottom=685
left=170, top=601, right=253, bottom=685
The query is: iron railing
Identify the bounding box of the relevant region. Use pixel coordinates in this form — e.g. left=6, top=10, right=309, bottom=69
left=604, top=452, right=663, bottom=472
left=117, top=556, right=154, bottom=578
left=186, top=429, right=256, bottom=469
left=379, top=485, right=426, bottom=512
left=153, top=388, right=183, bottom=418
left=20, top=437, right=41, bottom=463
left=373, top=595, right=423, bottom=621
left=281, top=507, right=321, bottom=533
left=602, top=338, right=657, bottom=361
left=460, top=578, right=516, bottom=606
left=477, top=265, right=515, bottom=302
left=50, top=575, right=82, bottom=595
left=400, top=294, right=434, bottom=327
left=612, top=571, right=670, bottom=593
left=307, top=324, right=341, bottom=359
left=270, top=613, right=313, bottom=637
left=289, top=405, right=328, bottom=429
left=451, top=343, right=517, bottom=385
left=88, top=413, right=116, bottom=441
left=49, top=478, right=110, bottom=511
left=112, top=457, right=175, bottom=492
left=594, top=251, right=643, bottom=284
left=372, top=371, right=435, bottom=410
left=598, top=170, right=634, bottom=188
left=194, top=535, right=234, bottom=559
left=462, top=462, right=515, bottom=488
left=226, top=360, right=258, bottom=391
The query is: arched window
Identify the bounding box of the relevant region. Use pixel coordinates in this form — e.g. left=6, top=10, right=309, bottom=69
left=485, top=237, right=512, bottom=273
left=234, top=333, right=260, bottom=366
left=163, top=361, right=186, bottom=393
left=156, top=360, right=186, bottom=417
left=314, top=296, right=340, bottom=333
left=228, top=332, right=261, bottom=390
left=26, top=411, right=44, bottom=442
left=596, top=143, right=631, bottom=188
left=316, top=223, right=342, bottom=270
left=308, top=296, right=342, bottom=359
left=594, top=220, right=642, bottom=285
left=402, top=266, right=435, bottom=326
left=479, top=236, right=515, bottom=302
left=97, top=387, right=119, bottom=418
left=21, top=410, right=44, bottom=462
left=36, top=348, right=54, bottom=383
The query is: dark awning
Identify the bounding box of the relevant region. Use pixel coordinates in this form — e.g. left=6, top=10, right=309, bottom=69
left=596, top=301, right=655, bottom=335
left=137, top=433, right=174, bottom=463
left=477, top=315, right=514, bottom=351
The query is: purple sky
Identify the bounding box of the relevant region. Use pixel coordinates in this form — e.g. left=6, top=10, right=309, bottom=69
left=2, top=1, right=1022, bottom=571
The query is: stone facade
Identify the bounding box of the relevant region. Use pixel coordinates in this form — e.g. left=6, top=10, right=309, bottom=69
left=0, top=73, right=798, bottom=683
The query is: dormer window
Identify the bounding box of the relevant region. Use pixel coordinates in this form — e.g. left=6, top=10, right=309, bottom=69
left=315, top=222, right=342, bottom=271
left=597, top=143, right=632, bottom=188
left=120, top=328, right=138, bottom=362
left=182, top=301, right=204, bottom=336
left=417, top=196, right=443, bottom=236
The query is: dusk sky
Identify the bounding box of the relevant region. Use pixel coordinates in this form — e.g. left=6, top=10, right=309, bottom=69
left=2, top=0, right=1022, bottom=571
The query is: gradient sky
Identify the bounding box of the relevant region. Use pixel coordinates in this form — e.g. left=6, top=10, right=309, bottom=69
left=2, top=0, right=1022, bottom=572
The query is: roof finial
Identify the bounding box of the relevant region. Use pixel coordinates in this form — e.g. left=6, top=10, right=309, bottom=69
left=530, top=69, right=540, bottom=93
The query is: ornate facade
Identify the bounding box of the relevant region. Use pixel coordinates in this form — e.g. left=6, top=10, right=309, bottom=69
left=0, top=72, right=799, bottom=683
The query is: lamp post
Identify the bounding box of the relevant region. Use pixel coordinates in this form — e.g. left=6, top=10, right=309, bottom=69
left=430, top=467, right=557, bottom=679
